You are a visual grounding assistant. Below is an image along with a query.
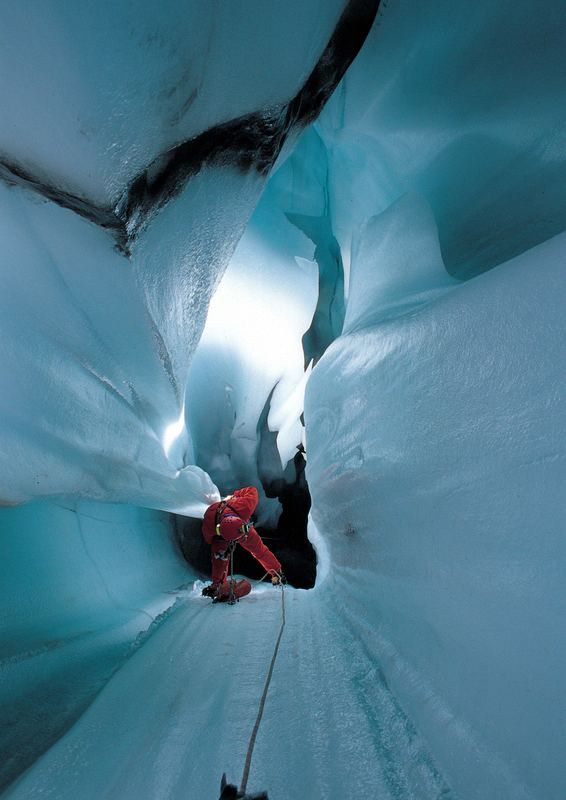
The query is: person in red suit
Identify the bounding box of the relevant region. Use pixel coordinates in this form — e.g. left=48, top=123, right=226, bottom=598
left=201, top=486, right=285, bottom=602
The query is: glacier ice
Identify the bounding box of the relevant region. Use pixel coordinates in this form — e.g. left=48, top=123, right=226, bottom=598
left=0, top=0, right=374, bottom=516
left=343, top=191, right=457, bottom=333
left=0, top=0, right=347, bottom=206
left=314, top=1, right=566, bottom=279
left=186, top=163, right=320, bottom=527
left=0, top=500, right=194, bottom=792
left=3, top=583, right=455, bottom=800
left=306, top=230, right=566, bottom=799
left=2, top=1, right=566, bottom=799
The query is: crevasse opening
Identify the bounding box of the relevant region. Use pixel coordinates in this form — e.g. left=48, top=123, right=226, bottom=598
left=1, top=2, right=565, bottom=799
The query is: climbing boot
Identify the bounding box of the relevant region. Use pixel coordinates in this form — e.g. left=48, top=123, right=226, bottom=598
left=212, top=579, right=252, bottom=603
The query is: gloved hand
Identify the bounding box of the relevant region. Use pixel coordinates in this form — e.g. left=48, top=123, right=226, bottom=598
left=271, top=572, right=286, bottom=585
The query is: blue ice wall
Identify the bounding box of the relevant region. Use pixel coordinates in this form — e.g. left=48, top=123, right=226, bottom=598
left=0, top=0, right=350, bottom=515
left=316, top=0, right=566, bottom=279
left=1, top=2, right=566, bottom=798
left=306, top=219, right=566, bottom=799
left=0, top=500, right=192, bottom=792
left=186, top=3, right=566, bottom=796
left=0, top=501, right=189, bottom=643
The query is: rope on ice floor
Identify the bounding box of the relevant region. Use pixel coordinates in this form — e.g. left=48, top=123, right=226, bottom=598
left=239, top=584, right=286, bottom=796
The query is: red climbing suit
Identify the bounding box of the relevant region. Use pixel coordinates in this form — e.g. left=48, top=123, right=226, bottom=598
left=202, top=486, right=282, bottom=586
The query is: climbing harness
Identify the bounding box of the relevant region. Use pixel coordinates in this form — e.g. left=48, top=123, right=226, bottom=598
left=217, top=581, right=286, bottom=799
left=210, top=502, right=260, bottom=604
left=215, top=500, right=239, bottom=537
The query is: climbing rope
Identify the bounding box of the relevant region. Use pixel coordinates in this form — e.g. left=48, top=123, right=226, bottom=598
left=226, top=546, right=281, bottom=604
left=252, top=571, right=274, bottom=587
left=228, top=542, right=237, bottom=604
left=239, top=582, right=286, bottom=796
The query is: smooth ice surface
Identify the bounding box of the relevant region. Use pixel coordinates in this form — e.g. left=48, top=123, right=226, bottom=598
left=306, top=232, right=566, bottom=800
left=343, top=192, right=457, bottom=333
left=0, top=501, right=189, bottom=643
left=0, top=500, right=194, bottom=792
left=315, top=0, right=566, bottom=279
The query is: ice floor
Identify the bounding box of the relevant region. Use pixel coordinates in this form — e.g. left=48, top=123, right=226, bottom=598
left=2, top=3, right=565, bottom=798
left=4, top=582, right=452, bottom=800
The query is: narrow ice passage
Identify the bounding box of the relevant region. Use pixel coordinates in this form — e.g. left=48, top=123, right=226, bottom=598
left=4, top=584, right=451, bottom=800
left=1, top=1, right=566, bottom=798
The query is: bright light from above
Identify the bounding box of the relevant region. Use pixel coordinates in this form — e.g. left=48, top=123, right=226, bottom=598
left=163, top=404, right=186, bottom=458
left=200, top=226, right=317, bottom=374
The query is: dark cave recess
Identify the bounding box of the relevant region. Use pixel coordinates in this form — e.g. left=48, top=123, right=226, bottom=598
left=174, top=453, right=315, bottom=589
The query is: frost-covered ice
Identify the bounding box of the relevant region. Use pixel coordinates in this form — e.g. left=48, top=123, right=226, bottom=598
left=4, top=586, right=453, bottom=800
left=0, top=1, right=345, bottom=205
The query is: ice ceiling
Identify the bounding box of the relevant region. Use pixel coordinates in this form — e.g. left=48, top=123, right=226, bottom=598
left=1, top=1, right=565, bottom=799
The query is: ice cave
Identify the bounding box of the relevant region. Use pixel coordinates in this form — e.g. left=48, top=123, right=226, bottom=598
left=1, top=1, right=565, bottom=798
